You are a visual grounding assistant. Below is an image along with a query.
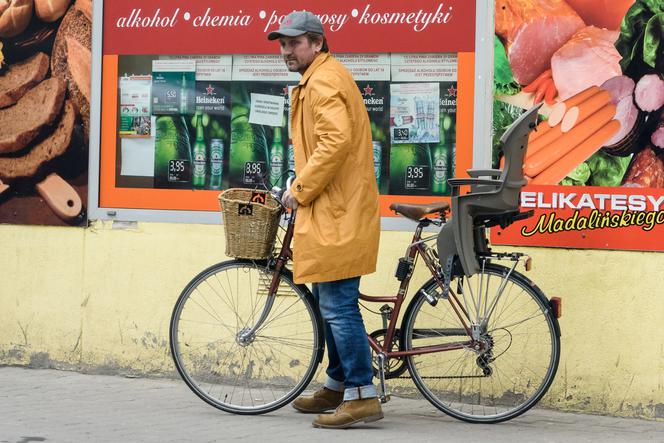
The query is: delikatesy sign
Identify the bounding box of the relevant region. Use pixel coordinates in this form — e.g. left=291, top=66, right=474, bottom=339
left=494, top=185, right=664, bottom=251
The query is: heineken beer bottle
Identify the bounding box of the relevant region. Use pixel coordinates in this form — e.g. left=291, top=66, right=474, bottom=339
left=431, top=143, right=448, bottom=195
left=180, top=73, right=190, bottom=115
left=269, top=127, right=284, bottom=187
left=287, top=140, right=296, bottom=177
left=209, top=138, right=224, bottom=190
left=192, top=113, right=207, bottom=188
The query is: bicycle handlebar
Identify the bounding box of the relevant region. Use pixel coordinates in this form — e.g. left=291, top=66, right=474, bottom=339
left=270, top=173, right=297, bottom=211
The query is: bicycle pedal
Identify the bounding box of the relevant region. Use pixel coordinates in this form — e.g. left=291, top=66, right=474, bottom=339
left=380, top=394, right=391, bottom=404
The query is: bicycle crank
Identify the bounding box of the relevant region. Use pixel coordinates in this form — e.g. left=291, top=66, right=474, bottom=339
left=375, top=353, right=391, bottom=404
left=369, top=329, right=408, bottom=379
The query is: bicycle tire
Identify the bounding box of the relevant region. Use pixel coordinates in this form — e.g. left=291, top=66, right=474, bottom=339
left=402, top=262, right=560, bottom=423
left=170, top=259, right=324, bottom=415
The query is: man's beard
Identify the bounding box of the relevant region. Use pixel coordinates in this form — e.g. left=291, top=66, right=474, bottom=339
left=285, top=59, right=298, bottom=72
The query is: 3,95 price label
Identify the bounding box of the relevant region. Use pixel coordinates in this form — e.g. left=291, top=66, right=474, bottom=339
left=243, top=161, right=266, bottom=185
left=168, top=159, right=191, bottom=183
left=405, top=165, right=430, bottom=190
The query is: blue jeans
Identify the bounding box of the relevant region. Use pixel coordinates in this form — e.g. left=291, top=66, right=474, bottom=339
left=312, top=277, right=377, bottom=401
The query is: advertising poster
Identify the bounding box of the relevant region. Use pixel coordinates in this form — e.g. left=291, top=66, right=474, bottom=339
left=338, top=53, right=391, bottom=194
left=115, top=55, right=232, bottom=191
left=389, top=53, right=458, bottom=197
left=119, top=76, right=152, bottom=137
left=0, top=2, right=91, bottom=226
left=97, top=0, right=478, bottom=215
left=492, top=0, right=664, bottom=251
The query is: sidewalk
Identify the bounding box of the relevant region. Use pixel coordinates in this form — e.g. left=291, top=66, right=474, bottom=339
left=0, top=367, right=661, bottom=443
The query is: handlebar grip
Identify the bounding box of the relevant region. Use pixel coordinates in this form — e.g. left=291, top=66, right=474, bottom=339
left=271, top=186, right=284, bottom=201
left=286, top=175, right=295, bottom=190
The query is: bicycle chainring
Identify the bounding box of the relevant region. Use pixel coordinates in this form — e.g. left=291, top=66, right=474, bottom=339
left=369, top=329, right=409, bottom=379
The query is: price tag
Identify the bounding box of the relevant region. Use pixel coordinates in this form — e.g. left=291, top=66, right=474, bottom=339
left=168, top=159, right=191, bottom=183
left=393, top=128, right=410, bottom=142
left=405, top=165, right=430, bottom=190
left=243, top=161, right=266, bottom=185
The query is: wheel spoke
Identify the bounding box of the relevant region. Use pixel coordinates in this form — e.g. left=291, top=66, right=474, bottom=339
left=171, top=262, right=320, bottom=414
left=404, top=264, right=559, bottom=423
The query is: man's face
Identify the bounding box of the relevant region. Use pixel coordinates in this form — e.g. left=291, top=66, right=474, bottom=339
left=279, top=35, right=322, bottom=74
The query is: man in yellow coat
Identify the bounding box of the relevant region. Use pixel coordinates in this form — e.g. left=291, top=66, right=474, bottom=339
left=268, top=11, right=382, bottom=429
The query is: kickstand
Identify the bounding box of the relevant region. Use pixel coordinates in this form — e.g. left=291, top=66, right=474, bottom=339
left=376, top=353, right=391, bottom=404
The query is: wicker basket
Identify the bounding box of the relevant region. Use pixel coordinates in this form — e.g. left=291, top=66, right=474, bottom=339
left=219, top=188, right=282, bottom=259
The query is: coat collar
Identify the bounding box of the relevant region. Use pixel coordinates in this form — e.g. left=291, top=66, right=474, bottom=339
left=298, top=52, right=331, bottom=86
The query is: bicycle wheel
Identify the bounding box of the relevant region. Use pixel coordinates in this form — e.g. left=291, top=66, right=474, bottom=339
left=402, top=262, right=560, bottom=423
left=170, top=259, right=323, bottom=414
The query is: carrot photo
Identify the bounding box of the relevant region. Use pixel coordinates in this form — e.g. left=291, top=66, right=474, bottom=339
left=493, top=0, right=663, bottom=188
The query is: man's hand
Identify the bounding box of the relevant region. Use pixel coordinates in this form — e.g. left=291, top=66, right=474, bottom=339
left=282, top=189, right=299, bottom=209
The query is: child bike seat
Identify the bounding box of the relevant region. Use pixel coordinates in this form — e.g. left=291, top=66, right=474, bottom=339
left=437, top=104, right=541, bottom=277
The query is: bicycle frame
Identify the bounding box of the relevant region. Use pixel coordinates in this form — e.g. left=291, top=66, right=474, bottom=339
left=359, top=220, right=475, bottom=360
left=264, top=211, right=477, bottom=362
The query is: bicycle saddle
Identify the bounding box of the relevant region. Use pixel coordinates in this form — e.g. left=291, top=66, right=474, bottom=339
left=390, top=201, right=450, bottom=221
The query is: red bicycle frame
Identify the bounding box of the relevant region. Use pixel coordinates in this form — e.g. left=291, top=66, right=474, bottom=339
left=268, top=210, right=476, bottom=362
left=360, top=221, right=474, bottom=359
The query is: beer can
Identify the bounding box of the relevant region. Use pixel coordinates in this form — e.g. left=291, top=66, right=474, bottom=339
left=209, top=138, right=224, bottom=190
left=372, top=141, right=382, bottom=186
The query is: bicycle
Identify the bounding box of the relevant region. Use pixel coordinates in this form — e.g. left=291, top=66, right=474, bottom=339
left=169, top=105, right=561, bottom=423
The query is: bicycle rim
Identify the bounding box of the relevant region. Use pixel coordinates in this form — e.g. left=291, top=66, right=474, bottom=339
left=404, top=263, right=560, bottom=423
left=170, top=260, right=322, bottom=414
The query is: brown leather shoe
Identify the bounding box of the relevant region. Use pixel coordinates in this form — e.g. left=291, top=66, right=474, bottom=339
left=292, top=387, right=344, bottom=413
left=312, top=398, right=384, bottom=429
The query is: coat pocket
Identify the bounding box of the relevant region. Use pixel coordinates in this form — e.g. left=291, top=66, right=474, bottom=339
left=325, top=183, right=346, bottom=219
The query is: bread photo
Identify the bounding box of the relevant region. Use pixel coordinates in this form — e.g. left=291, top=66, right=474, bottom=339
left=51, top=4, right=91, bottom=139
left=0, top=52, right=49, bottom=108
left=0, top=77, right=66, bottom=154
left=0, top=0, right=34, bottom=38
left=34, top=0, right=70, bottom=23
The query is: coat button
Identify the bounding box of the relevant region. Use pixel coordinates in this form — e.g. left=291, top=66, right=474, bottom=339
left=296, top=184, right=303, bottom=192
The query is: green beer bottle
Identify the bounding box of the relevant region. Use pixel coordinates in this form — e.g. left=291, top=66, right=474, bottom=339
left=180, top=73, right=190, bottom=115
left=431, top=142, right=448, bottom=195
left=269, top=127, right=284, bottom=187
left=192, top=113, right=207, bottom=188
left=287, top=140, right=295, bottom=177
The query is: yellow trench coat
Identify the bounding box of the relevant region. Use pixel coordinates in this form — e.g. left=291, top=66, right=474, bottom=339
left=290, top=52, right=380, bottom=284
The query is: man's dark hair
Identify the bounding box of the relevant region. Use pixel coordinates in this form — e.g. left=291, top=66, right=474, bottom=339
left=306, top=32, right=329, bottom=53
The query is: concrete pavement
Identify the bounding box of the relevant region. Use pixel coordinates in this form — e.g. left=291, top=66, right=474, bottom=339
left=0, top=367, right=662, bottom=442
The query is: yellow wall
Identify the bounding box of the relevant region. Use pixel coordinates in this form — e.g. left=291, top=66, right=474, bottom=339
left=1, top=221, right=662, bottom=419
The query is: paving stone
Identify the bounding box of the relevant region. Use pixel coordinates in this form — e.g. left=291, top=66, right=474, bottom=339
left=0, top=367, right=662, bottom=442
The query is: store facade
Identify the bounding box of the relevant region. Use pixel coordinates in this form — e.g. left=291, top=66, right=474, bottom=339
left=0, top=0, right=662, bottom=419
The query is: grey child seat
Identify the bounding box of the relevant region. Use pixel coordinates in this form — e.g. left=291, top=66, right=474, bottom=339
left=437, top=104, right=541, bottom=278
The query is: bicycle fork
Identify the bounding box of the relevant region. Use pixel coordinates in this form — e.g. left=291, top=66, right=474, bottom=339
left=235, top=258, right=286, bottom=345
